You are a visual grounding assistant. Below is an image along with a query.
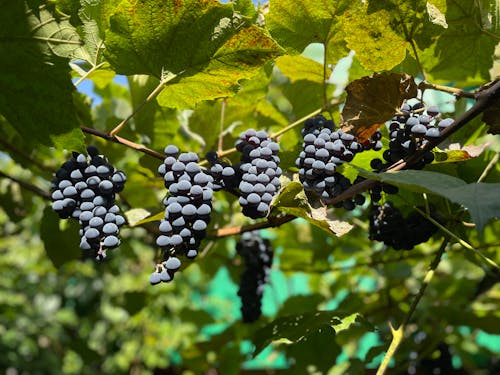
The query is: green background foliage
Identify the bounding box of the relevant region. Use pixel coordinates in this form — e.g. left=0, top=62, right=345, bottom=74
left=0, top=0, right=499, bottom=374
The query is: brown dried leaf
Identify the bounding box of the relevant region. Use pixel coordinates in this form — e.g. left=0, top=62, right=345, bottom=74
left=341, top=73, right=418, bottom=141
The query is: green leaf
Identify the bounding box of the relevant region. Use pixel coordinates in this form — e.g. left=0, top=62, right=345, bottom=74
left=275, top=55, right=329, bottom=84
left=357, top=169, right=500, bottom=232
left=104, top=0, right=281, bottom=108
left=423, top=0, right=497, bottom=80
left=272, top=181, right=353, bottom=237
left=253, top=310, right=369, bottom=355
left=40, top=206, right=81, bottom=268
left=340, top=73, right=418, bottom=140
left=341, top=7, right=408, bottom=71
left=124, top=208, right=152, bottom=227
left=266, top=0, right=352, bottom=63
left=0, top=1, right=84, bottom=152
left=72, top=0, right=106, bottom=66
left=156, top=25, right=282, bottom=108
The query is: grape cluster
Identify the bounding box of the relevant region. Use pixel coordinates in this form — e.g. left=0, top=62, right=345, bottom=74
left=371, top=102, right=453, bottom=171
left=369, top=201, right=438, bottom=250
left=235, top=129, right=281, bottom=219
left=51, top=146, right=126, bottom=259
left=296, top=115, right=376, bottom=207
left=205, top=151, right=240, bottom=191
left=236, top=232, right=273, bottom=323
left=155, top=145, right=214, bottom=284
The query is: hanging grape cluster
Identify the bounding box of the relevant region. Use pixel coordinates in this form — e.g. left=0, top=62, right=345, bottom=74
left=296, top=115, right=379, bottom=208
left=368, top=201, right=439, bottom=250
left=236, top=232, right=273, bottom=323
left=51, top=146, right=126, bottom=260
left=371, top=102, right=453, bottom=171
left=154, top=145, right=215, bottom=284
left=235, top=129, right=281, bottom=219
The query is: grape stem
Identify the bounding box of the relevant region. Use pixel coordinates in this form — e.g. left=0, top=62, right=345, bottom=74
left=80, top=126, right=165, bottom=160
left=375, top=239, right=447, bottom=375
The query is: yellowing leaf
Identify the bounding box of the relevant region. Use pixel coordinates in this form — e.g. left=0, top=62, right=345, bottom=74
left=341, top=9, right=408, bottom=71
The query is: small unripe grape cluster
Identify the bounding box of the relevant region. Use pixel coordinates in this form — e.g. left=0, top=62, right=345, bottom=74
left=236, top=232, right=273, bottom=323
left=371, top=102, right=453, bottom=171
left=235, top=129, right=281, bottom=219
left=51, top=146, right=126, bottom=260
left=369, top=201, right=438, bottom=250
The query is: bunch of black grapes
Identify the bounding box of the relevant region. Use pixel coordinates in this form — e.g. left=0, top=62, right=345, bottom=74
left=153, top=145, right=214, bottom=284
left=296, top=115, right=380, bottom=209
left=236, top=232, right=273, bottom=323
left=235, top=129, right=281, bottom=219
left=51, top=146, right=126, bottom=260
left=369, top=201, right=439, bottom=250
left=371, top=102, right=453, bottom=171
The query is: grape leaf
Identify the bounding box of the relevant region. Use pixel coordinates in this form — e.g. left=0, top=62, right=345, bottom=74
left=340, top=73, right=418, bottom=140
left=423, top=0, right=497, bottom=80
left=341, top=7, right=408, bottom=71
left=357, top=169, right=500, bottom=232
left=72, top=0, right=106, bottom=67
left=40, top=207, right=81, bottom=268
left=275, top=55, right=329, bottom=84
left=272, top=182, right=353, bottom=237
left=103, top=0, right=281, bottom=109
left=253, top=311, right=369, bottom=355
left=0, top=0, right=84, bottom=152
left=266, top=0, right=353, bottom=63
left=157, top=25, right=282, bottom=108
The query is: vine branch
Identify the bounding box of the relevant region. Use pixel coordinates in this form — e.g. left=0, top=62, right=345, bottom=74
left=376, top=239, right=447, bottom=375
left=0, top=170, right=50, bottom=199
left=418, top=81, right=477, bottom=99
left=81, top=126, right=164, bottom=160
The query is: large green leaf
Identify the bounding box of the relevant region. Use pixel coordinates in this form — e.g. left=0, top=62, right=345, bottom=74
left=157, top=25, right=282, bottom=108
left=341, top=7, right=408, bottom=71
left=423, top=0, right=497, bottom=80
left=357, top=169, right=500, bottom=232
left=275, top=55, right=328, bottom=84
left=272, top=181, right=353, bottom=237
left=253, top=310, right=369, bottom=355
left=266, top=0, right=353, bottom=63
left=103, top=0, right=281, bottom=109
left=0, top=1, right=84, bottom=151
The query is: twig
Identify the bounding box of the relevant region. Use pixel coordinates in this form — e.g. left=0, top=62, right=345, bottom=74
left=376, top=239, right=447, bottom=375
left=80, top=126, right=164, bottom=160
left=477, top=152, right=499, bottom=182
left=109, top=72, right=178, bottom=137
left=413, top=206, right=500, bottom=271
left=0, top=138, right=49, bottom=171
left=207, top=214, right=295, bottom=238
left=418, top=81, right=476, bottom=99
left=0, top=170, right=50, bottom=199
left=271, top=107, right=324, bottom=139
